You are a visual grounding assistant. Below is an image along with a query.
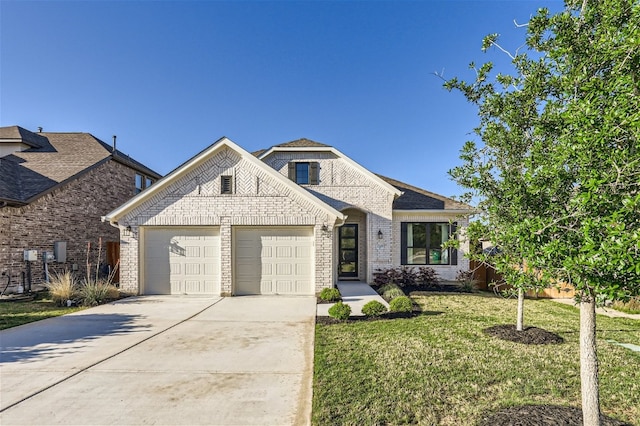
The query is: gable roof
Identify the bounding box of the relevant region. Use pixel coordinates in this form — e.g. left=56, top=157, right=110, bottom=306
left=275, top=138, right=332, bottom=148
left=258, top=139, right=403, bottom=197
left=377, top=175, right=473, bottom=211
left=103, top=137, right=346, bottom=224
left=0, top=125, right=48, bottom=148
left=0, top=126, right=161, bottom=206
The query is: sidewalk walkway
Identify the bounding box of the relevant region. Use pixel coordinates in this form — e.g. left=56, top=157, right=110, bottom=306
left=317, top=282, right=388, bottom=316
left=551, top=298, right=640, bottom=320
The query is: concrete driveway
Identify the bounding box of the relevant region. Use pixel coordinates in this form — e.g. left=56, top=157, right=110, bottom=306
left=0, top=295, right=316, bottom=425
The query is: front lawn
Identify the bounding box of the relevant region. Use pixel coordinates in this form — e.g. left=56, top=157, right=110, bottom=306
left=313, top=294, right=640, bottom=425
left=0, top=292, right=85, bottom=330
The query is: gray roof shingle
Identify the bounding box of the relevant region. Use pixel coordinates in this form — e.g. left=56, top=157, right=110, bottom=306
left=377, top=175, right=471, bottom=210
left=275, top=138, right=331, bottom=148
left=0, top=126, right=161, bottom=205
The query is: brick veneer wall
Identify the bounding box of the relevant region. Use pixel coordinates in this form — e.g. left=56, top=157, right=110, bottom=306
left=263, top=152, right=397, bottom=283
left=0, top=160, right=137, bottom=293
left=117, top=147, right=337, bottom=295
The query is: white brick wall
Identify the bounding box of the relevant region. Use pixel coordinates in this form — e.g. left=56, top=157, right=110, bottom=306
left=263, top=152, right=397, bottom=282
left=118, top=147, right=337, bottom=294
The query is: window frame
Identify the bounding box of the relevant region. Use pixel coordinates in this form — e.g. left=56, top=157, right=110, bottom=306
left=288, top=161, right=319, bottom=185
left=400, top=222, right=458, bottom=266
left=135, top=173, right=155, bottom=194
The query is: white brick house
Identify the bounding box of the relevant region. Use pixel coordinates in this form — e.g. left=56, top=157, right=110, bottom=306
left=103, top=137, right=473, bottom=296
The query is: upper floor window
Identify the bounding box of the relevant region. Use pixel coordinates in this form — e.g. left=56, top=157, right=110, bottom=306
left=221, top=175, right=233, bottom=194
left=401, top=222, right=457, bottom=265
left=288, top=162, right=319, bottom=185
left=135, top=173, right=155, bottom=194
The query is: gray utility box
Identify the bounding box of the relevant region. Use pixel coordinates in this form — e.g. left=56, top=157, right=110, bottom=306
left=54, top=241, right=67, bottom=263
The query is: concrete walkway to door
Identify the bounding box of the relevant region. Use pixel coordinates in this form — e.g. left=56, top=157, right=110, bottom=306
left=0, top=295, right=316, bottom=425
left=316, top=282, right=389, bottom=316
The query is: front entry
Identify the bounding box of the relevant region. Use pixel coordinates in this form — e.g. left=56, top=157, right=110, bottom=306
left=338, top=224, right=358, bottom=278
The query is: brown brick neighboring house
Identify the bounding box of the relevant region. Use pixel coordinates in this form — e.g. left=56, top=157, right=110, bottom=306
left=0, top=126, right=161, bottom=294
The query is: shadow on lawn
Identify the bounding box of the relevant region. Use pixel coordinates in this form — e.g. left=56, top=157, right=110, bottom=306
left=0, top=313, right=150, bottom=364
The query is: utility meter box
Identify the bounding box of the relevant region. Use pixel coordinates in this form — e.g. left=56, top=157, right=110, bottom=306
left=54, top=241, right=67, bottom=263
left=43, top=251, right=55, bottom=262
left=24, top=250, right=38, bottom=262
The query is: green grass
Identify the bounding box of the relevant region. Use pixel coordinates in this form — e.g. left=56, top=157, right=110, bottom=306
left=0, top=292, right=85, bottom=330
left=313, top=294, right=640, bottom=425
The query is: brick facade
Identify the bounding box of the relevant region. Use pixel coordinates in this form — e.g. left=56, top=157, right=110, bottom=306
left=0, top=160, right=137, bottom=293
left=262, top=151, right=398, bottom=283
left=116, top=147, right=338, bottom=295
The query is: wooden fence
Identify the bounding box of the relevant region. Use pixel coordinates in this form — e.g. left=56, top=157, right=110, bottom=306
left=470, top=260, right=575, bottom=299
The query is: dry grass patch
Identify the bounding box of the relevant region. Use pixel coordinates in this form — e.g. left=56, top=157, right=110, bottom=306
left=312, top=294, right=640, bottom=425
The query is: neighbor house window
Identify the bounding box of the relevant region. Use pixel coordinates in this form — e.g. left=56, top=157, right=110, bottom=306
left=221, top=175, right=233, bottom=194
left=288, top=162, right=319, bottom=185
left=135, top=173, right=155, bottom=194
left=401, top=222, right=457, bottom=265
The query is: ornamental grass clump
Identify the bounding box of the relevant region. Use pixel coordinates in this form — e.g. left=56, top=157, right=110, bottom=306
left=46, top=271, right=78, bottom=306
left=328, top=301, right=351, bottom=321
left=378, top=283, right=405, bottom=302
left=389, top=296, right=413, bottom=313
left=79, top=239, right=120, bottom=306
left=361, top=300, right=387, bottom=317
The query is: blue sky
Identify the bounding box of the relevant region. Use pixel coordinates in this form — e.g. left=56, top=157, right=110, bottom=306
left=1, top=0, right=563, bottom=199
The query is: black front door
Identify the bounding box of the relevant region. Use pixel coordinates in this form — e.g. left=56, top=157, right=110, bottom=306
left=339, top=224, right=358, bottom=278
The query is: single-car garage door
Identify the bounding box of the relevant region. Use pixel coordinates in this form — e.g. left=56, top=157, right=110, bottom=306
left=234, top=227, right=314, bottom=295
left=143, top=227, right=220, bottom=295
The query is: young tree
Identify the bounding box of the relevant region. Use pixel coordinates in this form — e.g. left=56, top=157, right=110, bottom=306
left=445, top=1, right=640, bottom=424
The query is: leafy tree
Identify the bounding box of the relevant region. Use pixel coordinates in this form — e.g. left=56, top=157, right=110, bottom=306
left=444, top=1, right=640, bottom=424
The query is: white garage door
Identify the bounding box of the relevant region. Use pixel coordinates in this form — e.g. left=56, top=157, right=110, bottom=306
left=143, top=227, right=220, bottom=295
left=234, top=227, right=314, bottom=295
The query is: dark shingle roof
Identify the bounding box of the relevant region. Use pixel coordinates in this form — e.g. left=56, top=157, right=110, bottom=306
left=0, top=126, right=161, bottom=205
left=275, top=138, right=331, bottom=148
left=377, top=174, right=471, bottom=210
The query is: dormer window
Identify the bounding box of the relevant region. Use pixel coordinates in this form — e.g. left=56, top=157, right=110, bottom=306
left=288, top=162, right=319, bottom=185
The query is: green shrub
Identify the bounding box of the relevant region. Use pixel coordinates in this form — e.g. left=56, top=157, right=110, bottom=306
left=319, top=288, right=341, bottom=302
left=389, top=296, right=413, bottom=313
left=45, top=271, right=78, bottom=306
left=378, top=283, right=405, bottom=302
left=362, top=300, right=387, bottom=317
left=328, top=301, right=351, bottom=320
left=79, top=279, right=119, bottom=306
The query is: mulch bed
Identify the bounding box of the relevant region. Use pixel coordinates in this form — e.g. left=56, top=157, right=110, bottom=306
left=478, top=405, right=631, bottom=426
left=483, top=324, right=564, bottom=345
left=316, top=310, right=425, bottom=325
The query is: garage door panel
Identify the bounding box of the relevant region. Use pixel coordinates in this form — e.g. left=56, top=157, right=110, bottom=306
left=144, top=227, right=220, bottom=295
left=234, top=227, right=313, bottom=295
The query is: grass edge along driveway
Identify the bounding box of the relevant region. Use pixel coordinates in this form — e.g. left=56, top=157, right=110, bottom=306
left=312, top=294, right=640, bottom=426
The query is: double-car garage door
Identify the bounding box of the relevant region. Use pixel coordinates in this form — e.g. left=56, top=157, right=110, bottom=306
left=142, top=226, right=313, bottom=295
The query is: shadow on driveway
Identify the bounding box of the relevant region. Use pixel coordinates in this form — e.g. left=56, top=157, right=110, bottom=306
left=0, top=313, right=150, bottom=364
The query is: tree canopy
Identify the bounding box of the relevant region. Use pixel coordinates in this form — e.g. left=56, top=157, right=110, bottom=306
left=446, top=0, right=640, bottom=302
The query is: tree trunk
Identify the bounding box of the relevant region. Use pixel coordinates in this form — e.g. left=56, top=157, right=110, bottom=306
left=580, top=294, right=601, bottom=426
left=516, top=288, right=524, bottom=331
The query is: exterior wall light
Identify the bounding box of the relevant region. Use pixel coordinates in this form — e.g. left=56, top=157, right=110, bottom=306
left=378, top=229, right=383, bottom=239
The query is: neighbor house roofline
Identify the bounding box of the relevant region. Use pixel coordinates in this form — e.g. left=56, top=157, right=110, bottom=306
left=103, top=137, right=346, bottom=225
